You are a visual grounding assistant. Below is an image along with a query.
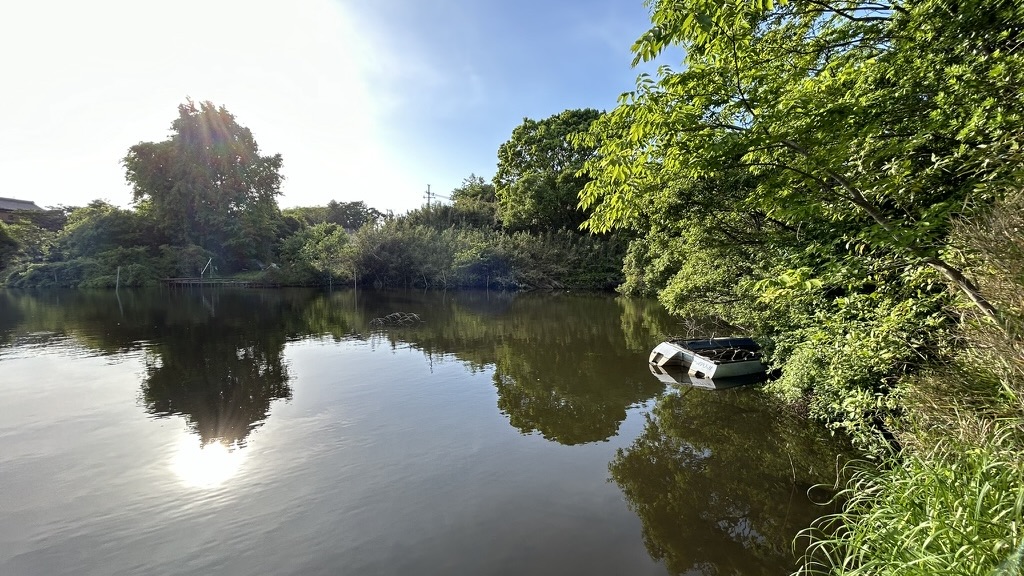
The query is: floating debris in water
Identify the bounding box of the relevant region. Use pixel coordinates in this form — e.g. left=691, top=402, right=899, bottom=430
left=370, top=312, right=423, bottom=327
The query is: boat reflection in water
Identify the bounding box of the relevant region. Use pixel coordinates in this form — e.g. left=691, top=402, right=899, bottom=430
left=648, top=364, right=766, bottom=390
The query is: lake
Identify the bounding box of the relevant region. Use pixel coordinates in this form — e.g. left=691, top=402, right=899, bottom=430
left=0, top=288, right=844, bottom=575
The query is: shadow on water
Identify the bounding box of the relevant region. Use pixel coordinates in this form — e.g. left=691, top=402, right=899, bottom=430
left=610, top=386, right=846, bottom=575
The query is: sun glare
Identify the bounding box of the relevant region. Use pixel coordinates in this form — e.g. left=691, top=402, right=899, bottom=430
left=171, top=437, right=248, bottom=489
left=3, top=0, right=412, bottom=213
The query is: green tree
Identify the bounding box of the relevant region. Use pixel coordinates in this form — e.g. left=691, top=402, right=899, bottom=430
left=494, top=108, right=601, bottom=231
left=450, top=174, right=498, bottom=229
left=580, top=0, right=1022, bottom=321
left=576, top=0, right=1024, bottom=444
left=326, top=200, right=381, bottom=230
left=123, top=100, right=284, bottom=268
left=2, top=218, right=57, bottom=265
left=451, top=173, right=496, bottom=204
left=281, top=201, right=381, bottom=231
left=282, top=205, right=329, bottom=226
left=56, top=200, right=154, bottom=259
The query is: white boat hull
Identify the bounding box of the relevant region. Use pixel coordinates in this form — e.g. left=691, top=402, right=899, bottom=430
left=688, top=355, right=764, bottom=378
left=649, top=341, right=695, bottom=367
left=648, top=339, right=765, bottom=378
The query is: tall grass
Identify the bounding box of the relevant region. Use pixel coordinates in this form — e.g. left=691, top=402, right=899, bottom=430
left=793, top=187, right=1024, bottom=576
left=797, top=419, right=1024, bottom=576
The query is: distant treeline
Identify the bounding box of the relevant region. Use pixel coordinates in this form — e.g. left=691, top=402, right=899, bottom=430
left=0, top=105, right=621, bottom=290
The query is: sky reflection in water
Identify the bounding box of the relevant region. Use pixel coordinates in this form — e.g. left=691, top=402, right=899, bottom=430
left=0, top=288, right=845, bottom=576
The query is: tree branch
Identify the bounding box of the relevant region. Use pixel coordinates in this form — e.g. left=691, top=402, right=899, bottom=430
left=777, top=138, right=1001, bottom=322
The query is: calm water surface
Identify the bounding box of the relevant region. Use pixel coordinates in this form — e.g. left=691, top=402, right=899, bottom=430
left=0, top=289, right=843, bottom=575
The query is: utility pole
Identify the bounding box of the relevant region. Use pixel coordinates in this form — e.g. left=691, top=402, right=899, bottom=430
left=423, top=184, right=450, bottom=209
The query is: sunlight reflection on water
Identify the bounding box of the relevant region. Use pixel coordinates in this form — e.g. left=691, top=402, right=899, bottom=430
left=171, top=437, right=248, bottom=489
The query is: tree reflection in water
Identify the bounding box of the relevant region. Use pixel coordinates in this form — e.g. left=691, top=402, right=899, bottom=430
left=0, top=288, right=851, bottom=566
left=609, top=387, right=845, bottom=575
left=0, top=289, right=679, bottom=449
left=140, top=290, right=296, bottom=447
left=359, top=292, right=668, bottom=445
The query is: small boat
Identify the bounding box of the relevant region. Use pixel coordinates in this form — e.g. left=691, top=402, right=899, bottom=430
left=649, top=337, right=765, bottom=379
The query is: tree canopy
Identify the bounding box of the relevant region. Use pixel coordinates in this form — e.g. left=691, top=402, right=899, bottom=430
left=494, top=108, right=602, bottom=231
left=580, top=0, right=1022, bottom=318
left=283, top=200, right=382, bottom=230
left=575, top=0, right=1024, bottom=444
left=123, top=100, right=284, bottom=268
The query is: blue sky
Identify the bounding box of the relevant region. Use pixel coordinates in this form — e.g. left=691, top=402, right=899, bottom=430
left=1, top=0, right=660, bottom=214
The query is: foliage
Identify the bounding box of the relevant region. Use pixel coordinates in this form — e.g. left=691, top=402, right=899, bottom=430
left=56, top=200, right=156, bottom=260
left=325, top=200, right=381, bottom=230
left=799, top=421, right=1024, bottom=576
left=403, top=203, right=494, bottom=231
left=796, top=161, right=1024, bottom=575
left=578, top=0, right=1024, bottom=445
left=954, top=188, right=1024, bottom=388
left=495, top=109, right=601, bottom=231
left=451, top=173, right=497, bottom=204
left=123, top=100, right=284, bottom=269
left=0, top=222, right=20, bottom=269
left=1, top=217, right=57, bottom=266
left=6, top=208, right=68, bottom=232
left=404, top=175, right=500, bottom=230
left=283, top=200, right=382, bottom=230
left=310, top=217, right=623, bottom=291
left=278, top=222, right=349, bottom=285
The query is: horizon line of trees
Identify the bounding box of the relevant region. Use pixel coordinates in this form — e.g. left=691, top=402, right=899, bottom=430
left=0, top=103, right=621, bottom=291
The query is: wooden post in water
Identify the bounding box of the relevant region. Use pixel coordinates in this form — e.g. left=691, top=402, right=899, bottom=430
left=116, top=266, right=121, bottom=291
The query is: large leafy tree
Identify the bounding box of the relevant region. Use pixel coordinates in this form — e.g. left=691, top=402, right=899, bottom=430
left=581, top=0, right=1023, bottom=321
left=447, top=174, right=499, bottom=229
left=577, top=0, right=1024, bottom=443
left=494, top=108, right=601, bottom=231
left=123, top=100, right=284, bottom=268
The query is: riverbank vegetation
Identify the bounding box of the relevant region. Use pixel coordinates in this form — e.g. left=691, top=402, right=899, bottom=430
left=2, top=0, right=1022, bottom=572
left=574, top=0, right=1023, bottom=573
